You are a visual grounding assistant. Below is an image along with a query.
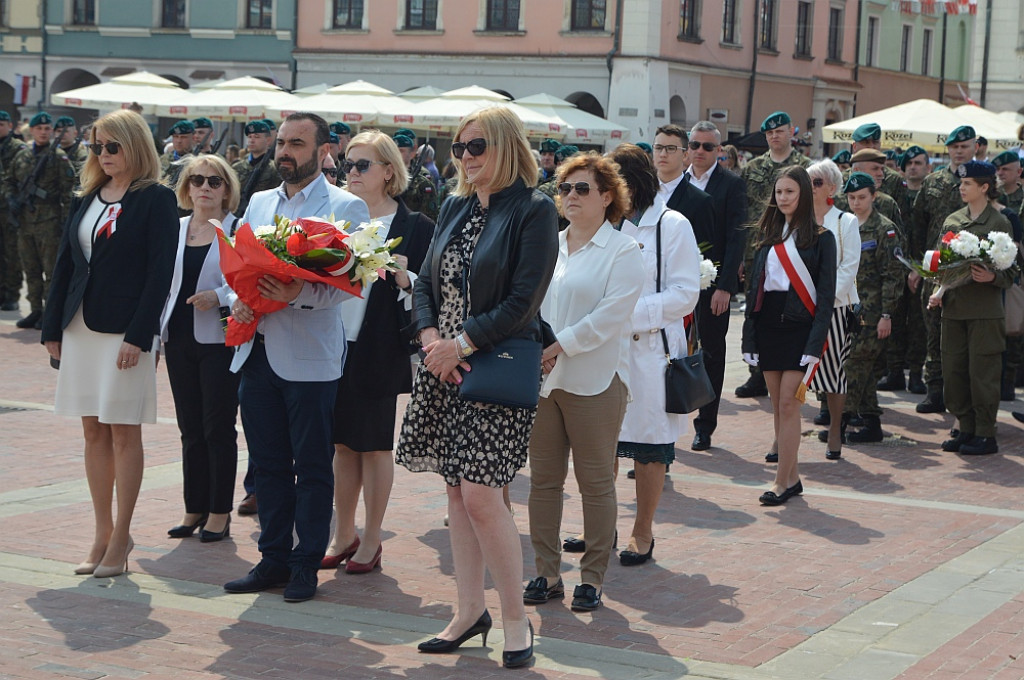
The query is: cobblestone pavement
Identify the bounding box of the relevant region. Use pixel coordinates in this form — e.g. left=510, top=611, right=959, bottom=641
left=2, top=301, right=1022, bottom=679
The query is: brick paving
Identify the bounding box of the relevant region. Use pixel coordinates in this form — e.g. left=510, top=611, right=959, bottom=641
left=2, top=303, right=1023, bottom=679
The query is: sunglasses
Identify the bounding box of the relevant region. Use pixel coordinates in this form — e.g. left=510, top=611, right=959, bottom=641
left=322, top=167, right=338, bottom=178
left=89, top=141, right=121, bottom=155
left=451, top=138, right=487, bottom=159
left=188, top=174, right=225, bottom=189
left=341, top=158, right=387, bottom=174
left=688, top=141, right=718, bottom=152
left=811, top=178, right=825, bottom=188
left=717, top=156, right=728, bottom=162
left=557, top=181, right=593, bottom=197
left=652, top=144, right=682, bottom=154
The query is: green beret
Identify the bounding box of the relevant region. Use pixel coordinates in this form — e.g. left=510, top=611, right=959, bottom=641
left=0, top=111, right=11, bottom=122
left=852, top=123, right=881, bottom=142
left=945, top=125, right=976, bottom=145
left=554, top=145, right=579, bottom=163
left=956, top=160, right=997, bottom=179
left=244, top=120, right=270, bottom=135
left=168, top=120, right=195, bottom=136
left=900, top=145, right=928, bottom=169
left=395, top=128, right=416, bottom=140
left=261, top=118, right=277, bottom=131
left=843, top=172, right=876, bottom=194
left=392, top=133, right=414, bottom=148
left=192, top=117, right=213, bottom=129
left=30, top=112, right=53, bottom=127
left=328, top=131, right=339, bottom=145
left=636, top=142, right=653, bottom=153
left=760, top=111, right=791, bottom=132
left=329, top=121, right=351, bottom=135
left=851, top=148, right=886, bottom=164
left=831, top=149, right=852, bottom=164
left=977, top=136, right=988, bottom=146
left=55, top=116, right=76, bottom=128
left=539, top=138, right=561, bottom=153
left=992, top=150, right=1021, bottom=168
left=884, top=149, right=898, bottom=161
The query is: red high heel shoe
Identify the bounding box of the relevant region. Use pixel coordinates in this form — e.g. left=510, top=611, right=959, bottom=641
left=345, top=544, right=382, bottom=574
left=319, top=536, right=360, bottom=569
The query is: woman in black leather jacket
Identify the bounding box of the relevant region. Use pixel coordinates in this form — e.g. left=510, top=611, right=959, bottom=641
left=741, top=166, right=836, bottom=506
left=396, top=106, right=558, bottom=668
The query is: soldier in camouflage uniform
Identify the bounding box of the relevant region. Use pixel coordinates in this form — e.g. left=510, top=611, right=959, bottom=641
left=538, top=138, right=560, bottom=182
left=55, top=116, right=88, bottom=177
left=992, top=150, right=1024, bottom=399
left=538, top=145, right=577, bottom=230
left=841, top=173, right=905, bottom=443
left=831, top=149, right=851, bottom=173
left=329, top=122, right=351, bottom=183
left=0, top=110, right=27, bottom=311
left=844, top=123, right=912, bottom=219
left=394, top=132, right=439, bottom=221
left=161, top=120, right=195, bottom=189
left=908, top=126, right=976, bottom=413
left=192, top=117, right=214, bottom=154
left=233, top=120, right=279, bottom=218
left=835, top=149, right=904, bottom=229
left=736, top=111, right=811, bottom=398
left=4, top=112, right=75, bottom=329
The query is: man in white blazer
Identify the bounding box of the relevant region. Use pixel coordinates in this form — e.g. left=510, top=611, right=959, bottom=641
left=223, top=112, right=369, bottom=603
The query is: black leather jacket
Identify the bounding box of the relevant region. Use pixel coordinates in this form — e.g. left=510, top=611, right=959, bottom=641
left=409, top=179, right=559, bottom=350
left=741, top=229, right=836, bottom=358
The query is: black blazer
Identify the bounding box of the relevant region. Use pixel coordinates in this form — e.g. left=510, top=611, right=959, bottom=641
left=41, top=182, right=179, bottom=350
left=665, top=178, right=718, bottom=273
left=701, top=166, right=748, bottom=295
left=410, top=179, right=559, bottom=350
left=344, top=200, right=434, bottom=397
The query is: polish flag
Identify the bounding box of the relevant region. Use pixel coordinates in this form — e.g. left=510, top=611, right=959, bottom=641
left=13, top=74, right=31, bottom=106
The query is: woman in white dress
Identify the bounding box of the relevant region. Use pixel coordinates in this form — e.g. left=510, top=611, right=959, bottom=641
left=42, top=110, right=178, bottom=577
left=609, top=144, right=700, bottom=566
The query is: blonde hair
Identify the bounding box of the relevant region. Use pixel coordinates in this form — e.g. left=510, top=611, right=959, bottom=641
left=345, top=129, right=408, bottom=197
left=78, top=110, right=161, bottom=196
left=175, top=154, right=241, bottom=213
left=451, top=106, right=538, bottom=198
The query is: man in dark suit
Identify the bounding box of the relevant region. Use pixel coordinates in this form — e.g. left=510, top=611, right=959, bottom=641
left=682, top=121, right=747, bottom=450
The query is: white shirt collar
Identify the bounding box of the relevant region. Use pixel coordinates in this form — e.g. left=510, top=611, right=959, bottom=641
left=658, top=172, right=685, bottom=200
left=685, top=162, right=717, bottom=184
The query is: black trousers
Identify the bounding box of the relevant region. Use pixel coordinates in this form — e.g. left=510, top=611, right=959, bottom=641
left=164, top=333, right=240, bottom=515
left=692, top=287, right=731, bottom=436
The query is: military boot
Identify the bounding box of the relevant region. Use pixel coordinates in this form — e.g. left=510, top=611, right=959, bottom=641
left=735, top=372, right=768, bottom=398
left=876, top=370, right=906, bottom=391
left=847, top=414, right=883, bottom=443
left=907, top=372, right=926, bottom=395
left=916, top=389, right=945, bottom=414
left=812, top=402, right=830, bottom=425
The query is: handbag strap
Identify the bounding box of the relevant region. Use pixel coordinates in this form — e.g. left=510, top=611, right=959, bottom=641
left=655, top=210, right=700, bottom=362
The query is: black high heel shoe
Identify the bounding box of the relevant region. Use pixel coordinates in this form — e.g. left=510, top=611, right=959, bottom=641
left=619, top=538, right=655, bottom=566
left=502, top=621, right=534, bottom=669
left=418, top=610, right=492, bottom=653
left=168, top=514, right=208, bottom=538
left=199, top=515, right=231, bottom=543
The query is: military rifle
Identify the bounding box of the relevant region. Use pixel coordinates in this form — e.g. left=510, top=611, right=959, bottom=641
left=209, top=125, right=231, bottom=155
left=408, top=143, right=426, bottom=186
left=191, top=127, right=214, bottom=156
left=9, top=123, right=69, bottom=229
left=237, top=148, right=273, bottom=222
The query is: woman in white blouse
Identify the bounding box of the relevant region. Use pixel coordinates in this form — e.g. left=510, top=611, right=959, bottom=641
left=609, top=144, right=700, bottom=567
left=524, top=152, right=644, bottom=613
left=806, top=159, right=860, bottom=461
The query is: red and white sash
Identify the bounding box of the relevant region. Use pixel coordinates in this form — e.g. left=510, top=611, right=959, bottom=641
left=773, top=237, right=827, bottom=402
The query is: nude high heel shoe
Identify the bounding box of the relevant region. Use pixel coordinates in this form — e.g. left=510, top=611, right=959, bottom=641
left=94, top=537, right=134, bottom=578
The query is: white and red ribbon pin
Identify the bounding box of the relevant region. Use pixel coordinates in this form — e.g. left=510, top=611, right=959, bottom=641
left=97, top=205, right=122, bottom=240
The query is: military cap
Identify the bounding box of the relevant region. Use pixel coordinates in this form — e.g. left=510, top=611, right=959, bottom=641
left=636, top=142, right=653, bottom=153
left=392, top=133, right=414, bottom=148
left=29, top=112, right=53, bottom=127
left=852, top=123, right=882, bottom=142
left=329, top=121, right=351, bottom=136
left=261, top=118, right=277, bottom=131
left=831, top=149, right=852, bottom=165
left=539, top=138, right=561, bottom=153
left=900, top=145, right=928, bottom=170
left=55, top=116, right=76, bottom=128
left=395, top=128, right=416, bottom=140
left=554, top=145, right=579, bottom=163
left=884, top=149, right=898, bottom=161
left=0, top=110, right=11, bottom=122
left=843, top=172, right=876, bottom=194
left=945, top=125, right=976, bottom=145
left=244, top=120, right=271, bottom=135
left=976, top=135, right=988, bottom=146
left=168, top=119, right=195, bottom=136
left=956, top=160, right=997, bottom=179
left=192, top=117, right=213, bottom=129
left=991, top=150, right=1020, bottom=168
left=328, top=131, right=340, bottom=145
left=760, top=111, right=791, bottom=132
left=850, top=148, right=887, bottom=164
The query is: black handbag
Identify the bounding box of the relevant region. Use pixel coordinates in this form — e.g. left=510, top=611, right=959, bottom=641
left=654, top=213, right=715, bottom=415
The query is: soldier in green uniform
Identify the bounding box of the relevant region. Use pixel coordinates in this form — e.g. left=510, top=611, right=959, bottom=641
left=192, top=117, right=214, bottom=154
left=908, top=125, right=976, bottom=413
left=329, top=121, right=352, bottom=181
left=539, top=145, right=577, bottom=231
left=4, top=112, right=75, bottom=329
left=935, top=161, right=1014, bottom=455
left=539, top=138, right=560, bottom=182
left=841, top=173, right=905, bottom=443
left=845, top=123, right=911, bottom=219
left=993, top=150, right=1023, bottom=217
left=394, top=132, right=439, bottom=221
left=836, top=149, right=904, bottom=228
left=832, top=149, right=851, bottom=173
left=161, top=119, right=195, bottom=188
left=736, top=111, right=811, bottom=398
left=55, top=116, right=88, bottom=175
left=233, top=120, right=279, bottom=218
left=0, top=110, right=27, bottom=311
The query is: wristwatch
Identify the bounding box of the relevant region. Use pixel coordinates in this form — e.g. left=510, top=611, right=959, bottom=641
left=880, top=314, right=891, bottom=320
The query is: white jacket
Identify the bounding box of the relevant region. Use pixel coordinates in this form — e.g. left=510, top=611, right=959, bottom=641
left=823, top=206, right=861, bottom=307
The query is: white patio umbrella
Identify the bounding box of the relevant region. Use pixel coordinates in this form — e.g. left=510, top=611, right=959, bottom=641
left=400, top=86, right=446, bottom=101
left=378, top=86, right=564, bottom=136
left=514, top=93, right=629, bottom=144
left=951, top=105, right=1021, bottom=151
left=293, top=83, right=330, bottom=97
left=268, top=80, right=403, bottom=126
left=50, top=71, right=189, bottom=116
left=155, top=76, right=299, bottom=121
left=822, top=99, right=970, bottom=152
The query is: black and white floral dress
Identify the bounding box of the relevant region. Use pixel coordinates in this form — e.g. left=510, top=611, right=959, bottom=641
left=396, top=202, right=536, bottom=488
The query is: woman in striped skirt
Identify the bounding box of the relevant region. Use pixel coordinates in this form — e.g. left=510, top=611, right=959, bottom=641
left=806, top=160, right=861, bottom=460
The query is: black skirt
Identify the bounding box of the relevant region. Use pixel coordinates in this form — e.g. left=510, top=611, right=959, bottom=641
left=333, top=342, right=399, bottom=452
left=755, top=291, right=811, bottom=372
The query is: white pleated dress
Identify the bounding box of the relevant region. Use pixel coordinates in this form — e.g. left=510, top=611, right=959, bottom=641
left=53, top=195, right=159, bottom=425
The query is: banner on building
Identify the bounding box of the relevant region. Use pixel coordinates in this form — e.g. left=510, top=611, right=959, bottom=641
left=13, top=74, right=32, bottom=106
left=896, top=0, right=977, bottom=14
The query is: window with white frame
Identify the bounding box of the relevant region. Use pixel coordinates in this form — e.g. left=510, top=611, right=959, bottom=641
left=73, top=0, right=96, bottom=25
left=827, top=6, right=843, bottom=61
left=162, top=0, right=185, bottom=28
left=866, top=16, right=879, bottom=66
left=571, top=0, right=606, bottom=31
left=722, top=0, right=738, bottom=44
left=247, top=0, right=272, bottom=29
left=922, top=28, right=933, bottom=75
left=795, top=1, right=812, bottom=57
left=759, top=0, right=777, bottom=50
left=679, top=0, right=700, bottom=40
left=406, top=0, right=437, bottom=30
left=486, top=0, right=519, bottom=31
left=900, top=24, right=912, bottom=72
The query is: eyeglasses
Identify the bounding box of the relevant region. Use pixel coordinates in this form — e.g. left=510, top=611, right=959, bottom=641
left=688, top=141, right=718, bottom=153
left=451, top=138, right=487, bottom=159
left=811, top=178, right=825, bottom=188
left=188, top=174, right=225, bottom=189
left=717, top=156, right=728, bottom=162
left=89, top=141, right=121, bottom=156
left=652, top=144, right=682, bottom=154
left=322, top=167, right=338, bottom=178
left=341, top=158, right=387, bottom=174
left=557, top=181, right=592, bottom=197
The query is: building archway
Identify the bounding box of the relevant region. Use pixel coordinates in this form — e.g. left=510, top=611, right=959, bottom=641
left=566, top=91, right=604, bottom=118
left=490, top=88, right=514, bottom=100
left=669, top=95, right=686, bottom=127
left=159, top=74, right=190, bottom=89
left=51, top=68, right=99, bottom=95
left=0, top=80, right=19, bottom=122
